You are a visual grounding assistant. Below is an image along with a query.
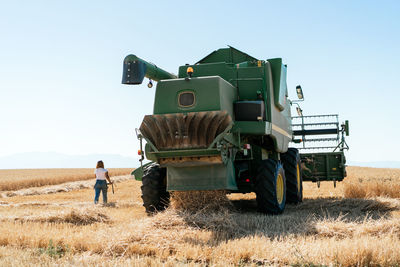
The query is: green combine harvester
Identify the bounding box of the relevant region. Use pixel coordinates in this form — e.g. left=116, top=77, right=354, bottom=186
left=122, top=47, right=349, bottom=214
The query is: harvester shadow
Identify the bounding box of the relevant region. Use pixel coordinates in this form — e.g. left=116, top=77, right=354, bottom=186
left=180, top=196, right=398, bottom=246
left=232, top=197, right=397, bottom=221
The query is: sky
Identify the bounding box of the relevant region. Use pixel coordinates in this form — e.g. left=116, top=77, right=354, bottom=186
left=0, top=0, right=399, bottom=167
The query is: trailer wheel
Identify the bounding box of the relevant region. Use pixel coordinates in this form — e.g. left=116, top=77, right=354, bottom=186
left=141, top=163, right=170, bottom=214
left=281, top=148, right=303, bottom=204
left=255, top=159, right=286, bottom=214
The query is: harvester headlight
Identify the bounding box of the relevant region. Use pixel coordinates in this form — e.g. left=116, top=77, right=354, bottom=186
left=147, top=80, right=153, bottom=88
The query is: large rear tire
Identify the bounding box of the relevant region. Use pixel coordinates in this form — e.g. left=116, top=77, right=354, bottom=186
left=255, top=159, right=286, bottom=214
left=281, top=148, right=303, bottom=204
left=141, top=163, right=170, bottom=214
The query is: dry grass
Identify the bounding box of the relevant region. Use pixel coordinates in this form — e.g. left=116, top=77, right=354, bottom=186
left=0, top=246, right=206, bottom=267
left=170, top=190, right=233, bottom=212
left=2, top=208, right=110, bottom=225
left=0, top=166, right=400, bottom=266
left=344, top=166, right=400, bottom=198
left=0, top=175, right=131, bottom=198
left=0, top=168, right=132, bottom=191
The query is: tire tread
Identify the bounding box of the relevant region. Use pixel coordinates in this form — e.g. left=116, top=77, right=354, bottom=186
left=255, top=159, right=286, bottom=214
left=281, top=148, right=303, bottom=204
left=141, top=163, right=170, bottom=213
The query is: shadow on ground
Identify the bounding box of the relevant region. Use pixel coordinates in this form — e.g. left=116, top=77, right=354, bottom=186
left=179, top=196, right=399, bottom=246
left=233, top=197, right=397, bottom=220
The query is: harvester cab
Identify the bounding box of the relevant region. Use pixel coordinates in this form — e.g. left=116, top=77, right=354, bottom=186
left=123, top=46, right=349, bottom=214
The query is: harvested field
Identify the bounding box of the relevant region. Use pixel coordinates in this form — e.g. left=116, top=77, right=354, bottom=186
left=0, top=166, right=399, bottom=266
left=343, top=166, right=400, bottom=198
left=0, top=168, right=131, bottom=191
left=0, top=175, right=131, bottom=198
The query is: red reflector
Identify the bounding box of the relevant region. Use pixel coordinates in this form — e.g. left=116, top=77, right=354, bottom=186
left=245, top=178, right=250, bottom=182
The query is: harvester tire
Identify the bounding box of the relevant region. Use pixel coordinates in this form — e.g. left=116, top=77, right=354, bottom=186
left=281, top=148, right=303, bottom=204
left=141, top=163, right=170, bottom=214
left=255, top=159, right=286, bottom=214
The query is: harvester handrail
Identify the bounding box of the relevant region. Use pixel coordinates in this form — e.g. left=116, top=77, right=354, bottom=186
left=301, top=138, right=339, bottom=142
left=292, top=122, right=339, bottom=127
left=299, top=146, right=338, bottom=150
left=292, top=114, right=338, bottom=118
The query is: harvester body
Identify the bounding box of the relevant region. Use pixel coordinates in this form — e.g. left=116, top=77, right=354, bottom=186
left=123, top=47, right=349, bottom=214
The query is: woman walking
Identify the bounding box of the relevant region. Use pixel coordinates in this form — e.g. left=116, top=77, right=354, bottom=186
left=94, top=160, right=113, bottom=204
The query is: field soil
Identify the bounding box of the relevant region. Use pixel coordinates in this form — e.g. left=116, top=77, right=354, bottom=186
left=0, top=166, right=399, bottom=266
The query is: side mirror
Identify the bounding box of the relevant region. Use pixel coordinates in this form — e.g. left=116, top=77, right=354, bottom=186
left=296, top=85, right=304, bottom=100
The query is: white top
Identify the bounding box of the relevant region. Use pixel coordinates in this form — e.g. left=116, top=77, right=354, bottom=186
left=94, top=168, right=108, bottom=180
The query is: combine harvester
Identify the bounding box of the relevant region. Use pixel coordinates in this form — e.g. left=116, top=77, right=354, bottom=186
left=122, top=47, right=349, bottom=214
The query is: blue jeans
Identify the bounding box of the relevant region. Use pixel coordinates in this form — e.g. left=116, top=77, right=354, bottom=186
left=94, top=180, right=108, bottom=204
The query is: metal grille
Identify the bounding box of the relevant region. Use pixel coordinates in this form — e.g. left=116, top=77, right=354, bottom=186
left=291, top=114, right=340, bottom=153
left=140, top=111, right=232, bottom=150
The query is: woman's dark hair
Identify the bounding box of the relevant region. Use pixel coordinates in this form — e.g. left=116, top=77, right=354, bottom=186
left=96, top=160, right=104, bottom=169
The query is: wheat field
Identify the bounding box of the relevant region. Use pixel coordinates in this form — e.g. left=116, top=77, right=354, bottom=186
left=0, top=168, right=132, bottom=191
left=0, top=166, right=399, bottom=266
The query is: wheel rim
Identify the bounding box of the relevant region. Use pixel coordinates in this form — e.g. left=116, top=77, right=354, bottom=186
left=296, top=163, right=301, bottom=193
left=276, top=173, right=284, bottom=204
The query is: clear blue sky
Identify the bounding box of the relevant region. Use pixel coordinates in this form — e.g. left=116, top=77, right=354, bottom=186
left=1, top=1, right=399, bottom=165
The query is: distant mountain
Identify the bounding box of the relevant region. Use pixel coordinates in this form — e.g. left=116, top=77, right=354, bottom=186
left=2, top=152, right=399, bottom=170
left=348, top=161, right=400, bottom=169
left=0, top=152, right=138, bottom=169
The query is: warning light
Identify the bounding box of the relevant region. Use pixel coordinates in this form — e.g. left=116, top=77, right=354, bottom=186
left=187, top=67, right=194, bottom=77
left=138, top=150, right=142, bottom=156
left=245, top=178, right=250, bottom=182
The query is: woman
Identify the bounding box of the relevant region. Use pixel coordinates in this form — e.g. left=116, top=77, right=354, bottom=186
left=94, top=160, right=113, bottom=204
